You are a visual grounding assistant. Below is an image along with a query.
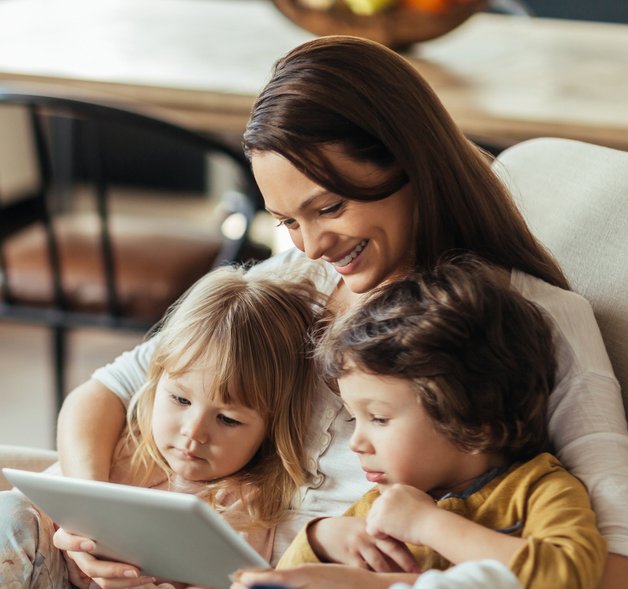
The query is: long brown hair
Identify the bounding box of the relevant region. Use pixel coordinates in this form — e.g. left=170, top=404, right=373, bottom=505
left=316, top=255, right=556, bottom=462
left=126, top=266, right=322, bottom=529
left=244, top=35, right=568, bottom=289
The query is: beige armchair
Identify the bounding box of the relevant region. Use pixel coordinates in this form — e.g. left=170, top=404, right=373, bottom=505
left=0, top=445, right=57, bottom=491
left=1, top=136, right=628, bottom=485
left=493, top=137, right=628, bottom=414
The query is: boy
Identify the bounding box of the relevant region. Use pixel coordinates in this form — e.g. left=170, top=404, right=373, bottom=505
left=279, top=256, right=606, bottom=589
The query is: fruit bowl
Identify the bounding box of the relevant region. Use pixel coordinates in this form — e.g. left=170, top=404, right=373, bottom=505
left=271, top=0, right=487, bottom=50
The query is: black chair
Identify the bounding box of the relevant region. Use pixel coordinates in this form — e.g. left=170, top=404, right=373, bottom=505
left=0, top=88, right=270, bottom=416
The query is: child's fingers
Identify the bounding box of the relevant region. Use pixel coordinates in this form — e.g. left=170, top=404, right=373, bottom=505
left=53, top=526, right=96, bottom=552
left=374, top=537, right=421, bottom=573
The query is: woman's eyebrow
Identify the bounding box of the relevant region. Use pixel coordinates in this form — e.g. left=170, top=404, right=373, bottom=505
left=265, top=188, right=334, bottom=216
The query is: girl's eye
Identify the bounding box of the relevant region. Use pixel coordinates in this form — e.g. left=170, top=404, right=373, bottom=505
left=371, top=416, right=389, bottom=426
left=170, top=394, right=191, bottom=406
left=319, top=201, right=344, bottom=216
left=218, top=414, right=242, bottom=427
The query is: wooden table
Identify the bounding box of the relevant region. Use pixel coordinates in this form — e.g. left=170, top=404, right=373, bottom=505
left=1, top=0, right=627, bottom=150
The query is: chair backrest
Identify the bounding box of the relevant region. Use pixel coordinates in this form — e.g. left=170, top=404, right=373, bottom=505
left=493, top=137, right=628, bottom=412
left=0, top=87, right=268, bottom=330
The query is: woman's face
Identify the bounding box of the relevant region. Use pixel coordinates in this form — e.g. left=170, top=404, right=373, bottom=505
left=252, top=148, right=416, bottom=294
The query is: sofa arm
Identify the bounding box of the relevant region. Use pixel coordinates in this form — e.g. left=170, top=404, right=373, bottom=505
left=0, top=445, right=58, bottom=491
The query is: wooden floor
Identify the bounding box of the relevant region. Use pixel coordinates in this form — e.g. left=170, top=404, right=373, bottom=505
left=0, top=322, right=145, bottom=450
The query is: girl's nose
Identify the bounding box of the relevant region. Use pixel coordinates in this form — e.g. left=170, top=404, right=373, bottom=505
left=181, top=412, right=209, bottom=445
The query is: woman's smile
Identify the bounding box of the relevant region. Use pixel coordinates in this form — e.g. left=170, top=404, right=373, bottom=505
left=330, top=240, right=368, bottom=271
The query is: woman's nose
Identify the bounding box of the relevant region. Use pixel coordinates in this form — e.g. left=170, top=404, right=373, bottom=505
left=300, top=222, right=331, bottom=261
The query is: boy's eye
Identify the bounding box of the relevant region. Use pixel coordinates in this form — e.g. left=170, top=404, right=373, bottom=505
left=218, top=414, right=242, bottom=426
left=171, top=394, right=191, bottom=406
left=371, top=416, right=389, bottom=426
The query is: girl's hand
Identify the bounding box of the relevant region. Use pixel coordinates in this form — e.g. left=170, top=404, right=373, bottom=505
left=366, top=484, right=438, bottom=545
left=231, top=563, right=414, bottom=589
left=308, top=516, right=419, bottom=572
left=53, top=527, right=156, bottom=588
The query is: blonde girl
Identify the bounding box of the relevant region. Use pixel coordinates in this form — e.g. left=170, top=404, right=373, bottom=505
left=0, top=265, right=321, bottom=588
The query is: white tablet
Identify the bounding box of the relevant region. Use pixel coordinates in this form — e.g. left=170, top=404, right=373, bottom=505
left=2, top=468, right=269, bottom=588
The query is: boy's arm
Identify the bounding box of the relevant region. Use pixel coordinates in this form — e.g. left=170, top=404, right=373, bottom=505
left=277, top=516, right=419, bottom=573
left=366, top=484, right=524, bottom=566
left=368, top=466, right=607, bottom=589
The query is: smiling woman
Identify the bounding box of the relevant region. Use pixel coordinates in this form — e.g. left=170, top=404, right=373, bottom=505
left=53, top=35, right=628, bottom=589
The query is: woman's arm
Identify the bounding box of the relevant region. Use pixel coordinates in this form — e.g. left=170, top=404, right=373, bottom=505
left=57, top=379, right=126, bottom=480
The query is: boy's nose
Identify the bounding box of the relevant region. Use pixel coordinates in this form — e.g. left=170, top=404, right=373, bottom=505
left=349, top=426, right=371, bottom=455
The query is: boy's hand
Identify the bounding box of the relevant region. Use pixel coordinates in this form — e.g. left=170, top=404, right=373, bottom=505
left=308, top=516, right=419, bottom=572
left=366, top=484, right=437, bottom=545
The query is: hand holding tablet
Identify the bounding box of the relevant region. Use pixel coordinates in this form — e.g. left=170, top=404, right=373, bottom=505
left=2, top=468, right=269, bottom=589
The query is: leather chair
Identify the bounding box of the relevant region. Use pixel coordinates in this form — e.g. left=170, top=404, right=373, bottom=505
left=0, top=88, right=270, bottom=415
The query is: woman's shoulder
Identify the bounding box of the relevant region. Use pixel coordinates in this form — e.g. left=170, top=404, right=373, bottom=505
left=510, top=269, right=616, bottom=378
left=246, top=248, right=340, bottom=296
left=510, top=269, right=592, bottom=316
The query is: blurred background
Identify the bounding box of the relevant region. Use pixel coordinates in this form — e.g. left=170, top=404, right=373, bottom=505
left=1, top=0, right=627, bottom=450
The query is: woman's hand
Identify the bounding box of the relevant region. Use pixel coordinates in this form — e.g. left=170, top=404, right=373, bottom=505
left=308, top=516, right=419, bottom=572
left=53, top=527, right=156, bottom=588
left=366, top=484, right=438, bottom=546
left=231, top=564, right=418, bottom=589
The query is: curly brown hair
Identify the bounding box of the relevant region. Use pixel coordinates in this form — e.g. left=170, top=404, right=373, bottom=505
left=316, top=255, right=556, bottom=462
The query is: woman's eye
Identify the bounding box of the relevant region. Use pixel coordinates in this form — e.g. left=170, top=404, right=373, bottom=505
left=320, top=201, right=343, bottom=216
left=218, top=414, right=242, bottom=427
left=344, top=416, right=356, bottom=424
left=170, top=394, right=191, bottom=406
left=276, top=218, right=298, bottom=229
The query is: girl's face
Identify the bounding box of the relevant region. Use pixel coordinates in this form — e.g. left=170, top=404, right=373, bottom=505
left=339, top=369, right=498, bottom=497
left=252, top=148, right=416, bottom=294
left=151, top=369, right=266, bottom=482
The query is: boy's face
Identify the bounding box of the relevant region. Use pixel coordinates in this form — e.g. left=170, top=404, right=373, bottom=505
left=339, top=369, right=477, bottom=496
left=151, top=369, right=266, bottom=482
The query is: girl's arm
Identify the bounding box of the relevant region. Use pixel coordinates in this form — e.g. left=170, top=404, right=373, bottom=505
left=601, top=553, right=628, bottom=589
left=57, top=379, right=125, bottom=480
left=57, top=337, right=156, bottom=479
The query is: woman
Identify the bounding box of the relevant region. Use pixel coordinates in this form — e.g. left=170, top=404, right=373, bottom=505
left=55, top=36, right=628, bottom=588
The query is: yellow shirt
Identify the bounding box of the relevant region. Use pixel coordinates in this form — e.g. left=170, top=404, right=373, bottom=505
left=278, top=453, right=606, bottom=589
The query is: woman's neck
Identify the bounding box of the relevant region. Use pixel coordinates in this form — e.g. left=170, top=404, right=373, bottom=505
left=327, top=279, right=365, bottom=314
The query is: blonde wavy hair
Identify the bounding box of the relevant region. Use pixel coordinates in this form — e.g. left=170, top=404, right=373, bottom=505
left=125, top=265, right=322, bottom=529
